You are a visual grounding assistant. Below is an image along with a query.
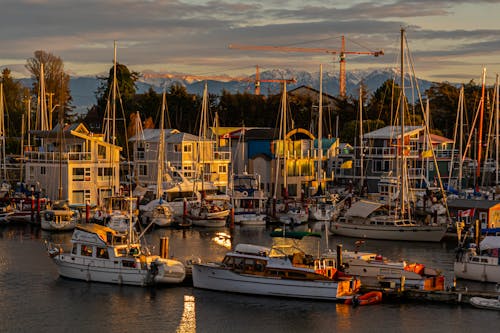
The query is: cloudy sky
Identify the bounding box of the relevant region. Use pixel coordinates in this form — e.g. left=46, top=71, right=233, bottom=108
left=1, top=0, right=499, bottom=84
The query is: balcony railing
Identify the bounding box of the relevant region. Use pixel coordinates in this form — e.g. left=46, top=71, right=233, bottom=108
left=24, top=151, right=93, bottom=162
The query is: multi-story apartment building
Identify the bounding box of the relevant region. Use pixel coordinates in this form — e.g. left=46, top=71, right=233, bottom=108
left=25, top=123, right=122, bottom=205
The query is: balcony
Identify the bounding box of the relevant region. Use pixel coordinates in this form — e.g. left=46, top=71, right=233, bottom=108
left=24, top=151, right=92, bottom=162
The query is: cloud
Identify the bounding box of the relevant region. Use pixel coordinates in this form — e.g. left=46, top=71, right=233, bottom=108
left=0, top=0, right=498, bottom=81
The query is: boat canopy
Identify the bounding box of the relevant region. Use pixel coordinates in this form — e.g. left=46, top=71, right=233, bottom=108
left=270, top=230, right=321, bottom=239
left=344, top=200, right=383, bottom=218
left=76, top=223, right=123, bottom=239
left=480, top=236, right=500, bottom=250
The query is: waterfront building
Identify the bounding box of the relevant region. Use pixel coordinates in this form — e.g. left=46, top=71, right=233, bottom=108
left=129, top=129, right=231, bottom=193
left=25, top=123, right=122, bottom=205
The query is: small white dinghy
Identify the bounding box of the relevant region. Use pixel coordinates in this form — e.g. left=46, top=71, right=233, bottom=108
left=469, top=297, right=500, bottom=311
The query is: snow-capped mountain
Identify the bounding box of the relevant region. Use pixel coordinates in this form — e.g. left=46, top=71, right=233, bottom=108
left=23, top=68, right=436, bottom=115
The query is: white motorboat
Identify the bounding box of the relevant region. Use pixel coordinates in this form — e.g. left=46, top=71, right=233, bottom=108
left=46, top=223, right=186, bottom=286
left=40, top=200, right=80, bottom=231
left=469, top=297, right=500, bottom=310
left=454, top=234, right=500, bottom=283
left=192, top=231, right=360, bottom=301
left=230, top=172, right=267, bottom=226
left=327, top=247, right=445, bottom=290
left=331, top=200, right=447, bottom=242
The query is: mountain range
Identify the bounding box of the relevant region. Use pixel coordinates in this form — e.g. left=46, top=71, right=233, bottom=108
left=23, top=68, right=437, bottom=115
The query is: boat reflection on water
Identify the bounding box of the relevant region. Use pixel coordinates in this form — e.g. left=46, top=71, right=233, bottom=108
left=212, top=232, right=232, bottom=249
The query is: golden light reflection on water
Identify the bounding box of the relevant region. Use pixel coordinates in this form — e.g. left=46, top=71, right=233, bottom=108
left=177, top=295, right=196, bottom=333
left=212, top=232, right=232, bottom=249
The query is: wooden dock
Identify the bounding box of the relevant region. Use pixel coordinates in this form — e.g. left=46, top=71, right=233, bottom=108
left=361, top=286, right=500, bottom=304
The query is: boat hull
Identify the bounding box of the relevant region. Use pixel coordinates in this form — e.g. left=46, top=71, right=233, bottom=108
left=469, top=297, right=500, bottom=310
left=192, top=263, right=351, bottom=301
left=453, top=261, right=500, bottom=283
left=52, top=254, right=185, bottom=286
left=330, top=223, right=446, bottom=242
left=236, top=213, right=267, bottom=226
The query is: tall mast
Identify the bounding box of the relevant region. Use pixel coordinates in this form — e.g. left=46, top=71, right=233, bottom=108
left=283, top=82, right=288, bottom=198
left=112, top=41, right=117, bottom=147
left=318, top=64, right=323, bottom=186
left=496, top=74, right=499, bottom=187
left=400, top=28, right=406, bottom=217
left=157, top=92, right=166, bottom=199
left=458, top=86, right=464, bottom=191
left=0, top=84, right=6, bottom=180
left=359, top=84, right=364, bottom=193
left=476, top=67, right=486, bottom=181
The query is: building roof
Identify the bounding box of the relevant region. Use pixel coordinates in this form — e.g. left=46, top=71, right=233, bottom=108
left=313, top=138, right=337, bottom=149
left=418, top=133, right=453, bottom=144
left=363, top=125, right=423, bottom=140
left=288, top=85, right=338, bottom=102
left=164, top=132, right=204, bottom=143
left=447, top=198, right=500, bottom=210
left=128, top=128, right=180, bottom=142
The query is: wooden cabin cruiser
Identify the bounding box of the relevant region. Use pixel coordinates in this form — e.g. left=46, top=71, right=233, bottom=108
left=325, top=247, right=445, bottom=291
left=454, top=232, right=500, bottom=283
left=46, top=223, right=186, bottom=286
left=331, top=200, right=447, bottom=242
left=40, top=200, right=80, bottom=231
left=192, top=231, right=360, bottom=301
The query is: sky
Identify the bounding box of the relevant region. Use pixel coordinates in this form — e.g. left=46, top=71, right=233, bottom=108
left=1, top=0, right=500, bottom=84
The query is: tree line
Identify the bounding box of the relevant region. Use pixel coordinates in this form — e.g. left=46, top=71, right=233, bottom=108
left=0, top=50, right=491, bottom=155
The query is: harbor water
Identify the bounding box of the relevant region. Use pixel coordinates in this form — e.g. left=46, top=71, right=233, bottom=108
left=1, top=222, right=499, bottom=333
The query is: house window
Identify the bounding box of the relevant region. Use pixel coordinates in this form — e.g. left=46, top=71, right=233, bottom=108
left=183, top=144, right=192, bottom=152
left=98, top=167, right=113, bottom=180
left=136, top=149, right=145, bottom=160
left=41, top=166, right=46, bottom=175
left=138, top=164, right=147, bottom=176
left=98, top=145, right=106, bottom=159
left=218, top=165, right=227, bottom=173
left=174, top=144, right=181, bottom=152
left=73, top=168, right=85, bottom=181
left=72, top=189, right=90, bottom=204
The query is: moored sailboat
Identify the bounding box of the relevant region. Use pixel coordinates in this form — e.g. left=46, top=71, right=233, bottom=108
left=331, top=29, right=447, bottom=242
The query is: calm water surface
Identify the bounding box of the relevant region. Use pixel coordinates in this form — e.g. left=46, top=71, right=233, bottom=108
left=1, top=223, right=499, bottom=333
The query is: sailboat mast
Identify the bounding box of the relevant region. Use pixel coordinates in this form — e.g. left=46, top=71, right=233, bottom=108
left=157, top=92, right=166, bottom=199
left=359, top=84, right=364, bottom=193
left=476, top=67, right=486, bottom=181
left=400, top=28, right=406, bottom=217
left=318, top=64, right=323, bottom=186
left=496, top=74, right=499, bottom=187
left=458, top=86, right=464, bottom=191
left=283, top=82, right=288, bottom=198
left=112, top=42, right=117, bottom=147
left=0, top=84, right=6, bottom=181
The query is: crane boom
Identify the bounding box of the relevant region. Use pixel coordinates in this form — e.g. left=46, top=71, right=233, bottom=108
left=229, top=36, right=384, bottom=97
